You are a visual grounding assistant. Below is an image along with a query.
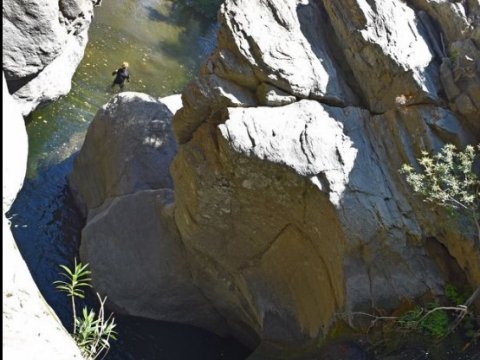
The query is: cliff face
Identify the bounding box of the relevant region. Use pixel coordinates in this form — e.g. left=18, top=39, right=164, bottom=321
left=3, top=73, right=83, bottom=359
left=171, top=0, right=479, bottom=348
left=70, top=0, right=480, bottom=357
left=2, top=0, right=97, bottom=354
left=3, top=0, right=97, bottom=116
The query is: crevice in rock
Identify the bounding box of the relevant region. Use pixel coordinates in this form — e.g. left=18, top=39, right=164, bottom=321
left=5, top=72, right=39, bottom=94
left=177, top=240, right=232, bottom=336
left=301, top=0, right=370, bottom=109
left=264, top=0, right=290, bottom=31
left=303, top=228, right=342, bottom=310
left=185, top=246, right=263, bottom=347
left=425, top=236, right=470, bottom=287
left=245, top=122, right=257, bottom=149
left=416, top=10, right=447, bottom=61
left=237, top=223, right=294, bottom=272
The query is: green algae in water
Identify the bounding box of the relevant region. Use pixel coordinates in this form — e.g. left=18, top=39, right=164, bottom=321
left=26, top=0, right=218, bottom=178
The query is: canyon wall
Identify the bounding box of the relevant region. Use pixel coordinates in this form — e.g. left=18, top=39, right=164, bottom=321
left=71, top=0, right=480, bottom=357
left=3, top=73, right=83, bottom=359
left=3, top=0, right=98, bottom=356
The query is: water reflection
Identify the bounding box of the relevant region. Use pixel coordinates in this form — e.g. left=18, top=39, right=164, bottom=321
left=25, top=0, right=218, bottom=178
left=7, top=157, right=84, bottom=328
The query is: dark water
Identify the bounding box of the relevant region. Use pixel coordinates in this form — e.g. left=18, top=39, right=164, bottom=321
left=8, top=0, right=250, bottom=358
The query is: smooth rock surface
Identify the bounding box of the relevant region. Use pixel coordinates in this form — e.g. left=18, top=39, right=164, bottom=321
left=2, top=74, right=28, bottom=212
left=80, top=189, right=228, bottom=335
left=71, top=93, right=230, bottom=336
left=3, top=73, right=82, bottom=359
left=3, top=0, right=95, bottom=116
left=70, top=92, right=178, bottom=214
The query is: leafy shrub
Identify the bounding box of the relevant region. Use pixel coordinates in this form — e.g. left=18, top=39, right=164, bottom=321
left=397, top=304, right=449, bottom=338
left=401, top=144, right=480, bottom=245
left=444, top=284, right=467, bottom=305
left=54, top=260, right=117, bottom=360
left=419, top=305, right=450, bottom=338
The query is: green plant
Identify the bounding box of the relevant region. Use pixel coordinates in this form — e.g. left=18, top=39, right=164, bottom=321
left=75, top=295, right=117, bottom=359
left=448, top=48, right=459, bottom=65
left=340, top=286, right=480, bottom=341
left=444, top=284, right=467, bottom=305
left=401, top=144, right=480, bottom=245
left=54, top=259, right=92, bottom=334
left=421, top=304, right=450, bottom=338
left=396, top=286, right=480, bottom=340
left=55, top=260, right=117, bottom=360
left=397, top=304, right=449, bottom=338
left=396, top=306, right=424, bottom=331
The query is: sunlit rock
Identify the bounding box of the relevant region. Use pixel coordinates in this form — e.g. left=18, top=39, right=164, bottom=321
left=3, top=0, right=96, bottom=116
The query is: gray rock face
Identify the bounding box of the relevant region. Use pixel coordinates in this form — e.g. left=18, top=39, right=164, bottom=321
left=322, top=0, right=441, bottom=112
left=2, top=74, right=28, bottom=211
left=440, top=39, right=480, bottom=133
left=173, top=74, right=257, bottom=144
left=80, top=189, right=228, bottom=335
left=3, top=0, right=96, bottom=116
left=407, top=0, right=479, bottom=44
left=70, top=93, right=227, bottom=334
left=172, top=99, right=478, bottom=350
left=70, top=92, right=178, bottom=214
left=71, top=0, right=480, bottom=357
left=213, top=0, right=358, bottom=102
left=169, top=0, right=480, bottom=354
left=3, top=73, right=82, bottom=359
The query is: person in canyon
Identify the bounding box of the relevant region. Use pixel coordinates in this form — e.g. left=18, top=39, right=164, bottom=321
left=111, top=62, right=130, bottom=90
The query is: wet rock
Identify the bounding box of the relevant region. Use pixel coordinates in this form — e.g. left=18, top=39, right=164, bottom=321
left=318, top=340, right=369, bottom=360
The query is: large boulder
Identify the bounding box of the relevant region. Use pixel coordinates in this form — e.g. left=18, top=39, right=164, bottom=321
left=70, top=93, right=228, bottom=334
left=169, top=0, right=480, bottom=354
left=171, top=99, right=479, bottom=351
left=80, top=189, right=228, bottom=335
left=3, top=0, right=97, bottom=116
left=2, top=73, right=28, bottom=211
left=70, top=93, right=178, bottom=214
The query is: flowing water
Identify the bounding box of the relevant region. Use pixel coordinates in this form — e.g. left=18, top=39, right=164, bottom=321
left=7, top=0, right=251, bottom=358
